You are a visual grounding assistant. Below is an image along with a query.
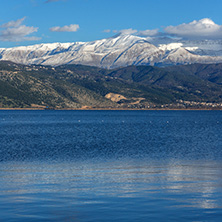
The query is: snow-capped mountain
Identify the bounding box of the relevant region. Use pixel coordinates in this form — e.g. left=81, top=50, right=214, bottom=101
left=1, top=34, right=222, bottom=68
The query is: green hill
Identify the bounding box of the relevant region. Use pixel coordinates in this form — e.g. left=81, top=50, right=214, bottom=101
left=1, top=61, right=222, bottom=109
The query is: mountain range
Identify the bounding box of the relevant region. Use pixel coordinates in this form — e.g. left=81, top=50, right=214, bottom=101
left=1, top=34, right=222, bottom=109
left=1, top=34, right=222, bottom=68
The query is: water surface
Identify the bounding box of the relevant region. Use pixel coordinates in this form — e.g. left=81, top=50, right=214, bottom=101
left=0, top=110, right=222, bottom=221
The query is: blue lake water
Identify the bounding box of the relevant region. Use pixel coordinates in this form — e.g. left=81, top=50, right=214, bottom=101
left=0, top=110, right=222, bottom=221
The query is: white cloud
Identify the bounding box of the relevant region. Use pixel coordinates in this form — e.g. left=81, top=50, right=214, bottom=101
left=50, top=24, right=79, bottom=32
left=1, top=17, right=26, bottom=28
left=0, top=18, right=40, bottom=42
left=107, top=18, right=222, bottom=40
left=110, top=28, right=162, bottom=37
left=103, top=29, right=111, bottom=33
left=45, top=0, right=60, bottom=3
left=164, top=18, right=222, bottom=39
left=0, top=26, right=39, bottom=42
left=114, top=28, right=137, bottom=35
left=137, top=29, right=159, bottom=37
left=110, top=28, right=160, bottom=37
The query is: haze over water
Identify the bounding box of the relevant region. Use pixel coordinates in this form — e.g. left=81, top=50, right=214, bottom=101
left=1, top=110, right=222, bottom=221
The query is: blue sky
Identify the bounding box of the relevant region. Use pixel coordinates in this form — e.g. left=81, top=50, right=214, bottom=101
left=1, top=0, right=222, bottom=47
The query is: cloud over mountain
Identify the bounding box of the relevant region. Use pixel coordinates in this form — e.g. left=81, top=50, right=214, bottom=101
left=164, top=18, right=222, bottom=39
left=50, top=24, right=79, bottom=32
left=137, top=29, right=159, bottom=37
left=45, top=0, right=62, bottom=3
left=103, top=29, right=111, bottom=33
left=108, top=19, right=222, bottom=40
left=114, top=28, right=138, bottom=35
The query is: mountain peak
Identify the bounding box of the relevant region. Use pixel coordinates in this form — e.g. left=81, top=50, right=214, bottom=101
left=0, top=35, right=222, bottom=68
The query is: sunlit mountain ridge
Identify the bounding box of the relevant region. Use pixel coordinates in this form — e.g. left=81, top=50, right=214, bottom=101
left=1, top=34, right=222, bottom=68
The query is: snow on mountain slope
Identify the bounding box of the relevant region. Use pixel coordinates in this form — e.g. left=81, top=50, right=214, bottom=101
left=1, top=34, right=222, bottom=68
left=158, top=47, right=222, bottom=66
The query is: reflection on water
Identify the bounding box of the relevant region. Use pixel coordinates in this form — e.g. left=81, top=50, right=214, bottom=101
left=1, top=110, right=222, bottom=221
left=1, top=159, right=222, bottom=221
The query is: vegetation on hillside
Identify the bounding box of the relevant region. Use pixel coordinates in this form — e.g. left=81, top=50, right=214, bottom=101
left=1, top=61, right=222, bottom=109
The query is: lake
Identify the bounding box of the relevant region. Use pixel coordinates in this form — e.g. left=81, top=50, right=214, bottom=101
left=0, top=110, right=222, bottom=221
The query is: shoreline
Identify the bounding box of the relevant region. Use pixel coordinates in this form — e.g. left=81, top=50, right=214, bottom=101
left=0, top=108, right=222, bottom=111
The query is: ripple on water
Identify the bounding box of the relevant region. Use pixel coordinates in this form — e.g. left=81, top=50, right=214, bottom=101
left=0, top=110, right=222, bottom=221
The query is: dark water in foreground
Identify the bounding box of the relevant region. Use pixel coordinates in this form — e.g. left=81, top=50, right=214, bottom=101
left=0, top=110, right=222, bottom=221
